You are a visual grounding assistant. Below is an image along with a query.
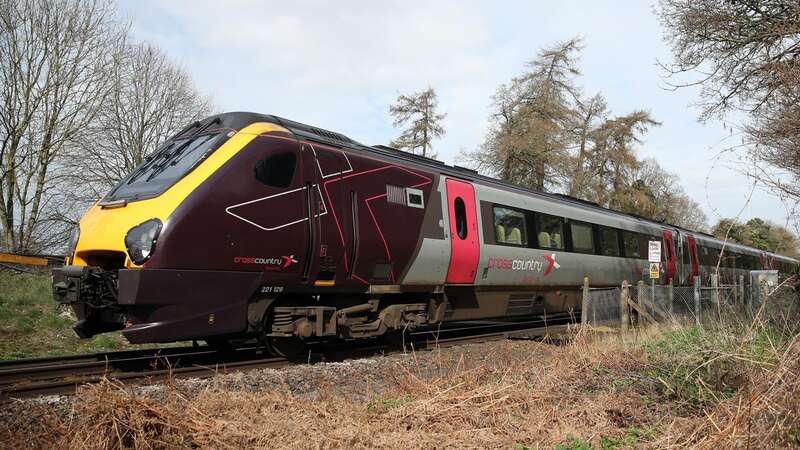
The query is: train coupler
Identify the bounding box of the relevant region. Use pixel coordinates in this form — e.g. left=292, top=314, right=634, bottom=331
left=52, top=265, right=123, bottom=338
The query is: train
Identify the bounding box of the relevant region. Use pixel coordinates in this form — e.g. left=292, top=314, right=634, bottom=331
left=52, top=112, right=797, bottom=355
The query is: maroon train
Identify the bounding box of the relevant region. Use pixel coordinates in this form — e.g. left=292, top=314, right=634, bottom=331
left=52, top=112, right=797, bottom=354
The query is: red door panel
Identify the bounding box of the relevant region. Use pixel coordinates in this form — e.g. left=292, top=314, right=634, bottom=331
left=662, top=230, right=677, bottom=283
left=687, top=235, right=700, bottom=285
left=445, top=178, right=479, bottom=283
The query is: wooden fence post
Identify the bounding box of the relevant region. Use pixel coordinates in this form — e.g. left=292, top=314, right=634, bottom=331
left=738, top=275, right=745, bottom=306
left=620, top=281, right=629, bottom=332
left=711, top=273, right=720, bottom=308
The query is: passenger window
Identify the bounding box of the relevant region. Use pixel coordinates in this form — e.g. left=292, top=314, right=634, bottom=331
left=599, top=227, right=620, bottom=256
left=570, top=222, right=594, bottom=254
left=536, top=214, right=564, bottom=250
left=638, top=234, right=650, bottom=258
left=623, top=232, right=641, bottom=258
left=454, top=197, right=467, bottom=240
left=493, top=206, right=527, bottom=246
left=254, top=151, right=296, bottom=188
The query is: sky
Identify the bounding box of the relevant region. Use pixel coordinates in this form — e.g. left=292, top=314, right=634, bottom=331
left=118, top=0, right=792, bottom=229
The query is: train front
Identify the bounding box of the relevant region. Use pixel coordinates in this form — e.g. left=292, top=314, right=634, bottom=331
left=52, top=113, right=294, bottom=343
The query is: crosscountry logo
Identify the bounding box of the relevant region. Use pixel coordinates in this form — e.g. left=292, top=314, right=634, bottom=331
left=543, top=253, right=561, bottom=276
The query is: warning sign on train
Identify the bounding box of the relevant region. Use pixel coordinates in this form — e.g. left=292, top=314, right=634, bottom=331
left=650, top=262, right=660, bottom=279
left=648, top=241, right=661, bottom=263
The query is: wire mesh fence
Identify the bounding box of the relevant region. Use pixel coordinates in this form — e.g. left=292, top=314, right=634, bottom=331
left=581, top=273, right=794, bottom=330
left=581, top=287, right=621, bottom=328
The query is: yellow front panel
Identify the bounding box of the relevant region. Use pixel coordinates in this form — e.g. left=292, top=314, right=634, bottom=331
left=73, top=122, right=289, bottom=268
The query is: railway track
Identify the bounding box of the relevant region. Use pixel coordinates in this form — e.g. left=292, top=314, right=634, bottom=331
left=0, top=318, right=575, bottom=399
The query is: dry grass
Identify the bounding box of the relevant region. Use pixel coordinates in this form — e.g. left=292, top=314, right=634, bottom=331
left=1, top=289, right=799, bottom=449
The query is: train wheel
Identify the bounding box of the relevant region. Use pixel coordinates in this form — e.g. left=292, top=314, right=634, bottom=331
left=383, top=330, right=411, bottom=350
left=264, top=337, right=307, bottom=359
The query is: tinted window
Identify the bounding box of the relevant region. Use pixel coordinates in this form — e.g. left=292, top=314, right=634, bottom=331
left=570, top=222, right=594, bottom=254
left=699, top=246, right=709, bottom=266
left=536, top=214, right=564, bottom=250
left=599, top=227, right=620, bottom=256
left=454, top=197, right=467, bottom=240
left=682, top=239, right=690, bottom=264
left=623, top=232, right=642, bottom=258
left=254, top=151, right=297, bottom=188
left=493, top=206, right=527, bottom=246
left=106, top=133, right=226, bottom=201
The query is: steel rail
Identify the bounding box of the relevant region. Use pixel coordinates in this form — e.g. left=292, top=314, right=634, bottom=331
left=0, top=318, right=576, bottom=399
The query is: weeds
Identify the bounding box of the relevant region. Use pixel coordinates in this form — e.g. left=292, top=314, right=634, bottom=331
left=0, top=276, right=796, bottom=448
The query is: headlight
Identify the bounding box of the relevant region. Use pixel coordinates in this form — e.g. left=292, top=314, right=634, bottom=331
left=124, top=219, right=163, bottom=265
left=67, top=225, right=80, bottom=264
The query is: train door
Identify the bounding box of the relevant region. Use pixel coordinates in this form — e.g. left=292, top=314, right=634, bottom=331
left=687, top=235, right=700, bottom=285
left=445, top=178, right=479, bottom=283
left=662, top=230, right=677, bottom=283
left=298, top=143, right=351, bottom=286
left=675, top=232, right=686, bottom=285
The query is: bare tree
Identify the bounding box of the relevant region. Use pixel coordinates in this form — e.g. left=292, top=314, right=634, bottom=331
left=389, top=88, right=446, bottom=158
left=0, top=0, right=126, bottom=253
left=66, top=42, right=213, bottom=201
left=658, top=0, right=800, bottom=209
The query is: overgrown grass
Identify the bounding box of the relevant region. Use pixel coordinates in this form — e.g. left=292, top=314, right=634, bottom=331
left=0, top=271, right=145, bottom=359
left=0, top=274, right=797, bottom=448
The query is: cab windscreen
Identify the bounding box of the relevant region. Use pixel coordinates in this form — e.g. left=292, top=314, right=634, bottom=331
left=104, top=117, right=231, bottom=202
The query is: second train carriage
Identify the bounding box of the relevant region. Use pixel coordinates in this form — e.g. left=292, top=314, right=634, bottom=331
left=52, top=112, right=797, bottom=354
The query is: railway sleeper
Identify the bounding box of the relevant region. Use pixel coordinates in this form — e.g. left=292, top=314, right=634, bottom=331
left=268, top=301, right=432, bottom=339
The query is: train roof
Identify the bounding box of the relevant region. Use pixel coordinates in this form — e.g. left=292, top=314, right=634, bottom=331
left=213, top=112, right=798, bottom=263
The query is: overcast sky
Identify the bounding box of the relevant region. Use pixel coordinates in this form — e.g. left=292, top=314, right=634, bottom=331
left=119, top=0, right=791, bottom=228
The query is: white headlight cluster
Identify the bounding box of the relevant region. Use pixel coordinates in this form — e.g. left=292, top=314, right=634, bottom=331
left=124, top=219, right=162, bottom=265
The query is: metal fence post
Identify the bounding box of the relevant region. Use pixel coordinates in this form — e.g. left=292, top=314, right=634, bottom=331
left=620, top=281, right=629, bottom=332
left=581, top=276, right=590, bottom=326
left=651, top=278, right=656, bottom=318
left=667, top=279, right=674, bottom=317
left=693, top=276, right=701, bottom=325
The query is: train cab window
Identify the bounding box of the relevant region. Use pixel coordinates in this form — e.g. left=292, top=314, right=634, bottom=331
left=493, top=206, right=528, bottom=246
left=569, top=221, right=594, bottom=254
left=454, top=197, right=468, bottom=240
left=623, top=232, right=642, bottom=258
left=254, top=151, right=296, bottom=188
left=599, top=226, right=620, bottom=256
left=536, top=214, right=564, bottom=250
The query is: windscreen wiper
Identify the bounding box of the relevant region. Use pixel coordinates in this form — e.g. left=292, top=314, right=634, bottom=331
left=125, top=142, right=177, bottom=185
left=144, top=118, right=222, bottom=182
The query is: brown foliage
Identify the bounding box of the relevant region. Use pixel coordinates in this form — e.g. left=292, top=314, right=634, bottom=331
left=463, top=38, right=707, bottom=230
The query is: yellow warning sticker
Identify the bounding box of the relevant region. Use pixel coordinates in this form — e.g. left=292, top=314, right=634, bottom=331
left=649, top=262, right=660, bottom=279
